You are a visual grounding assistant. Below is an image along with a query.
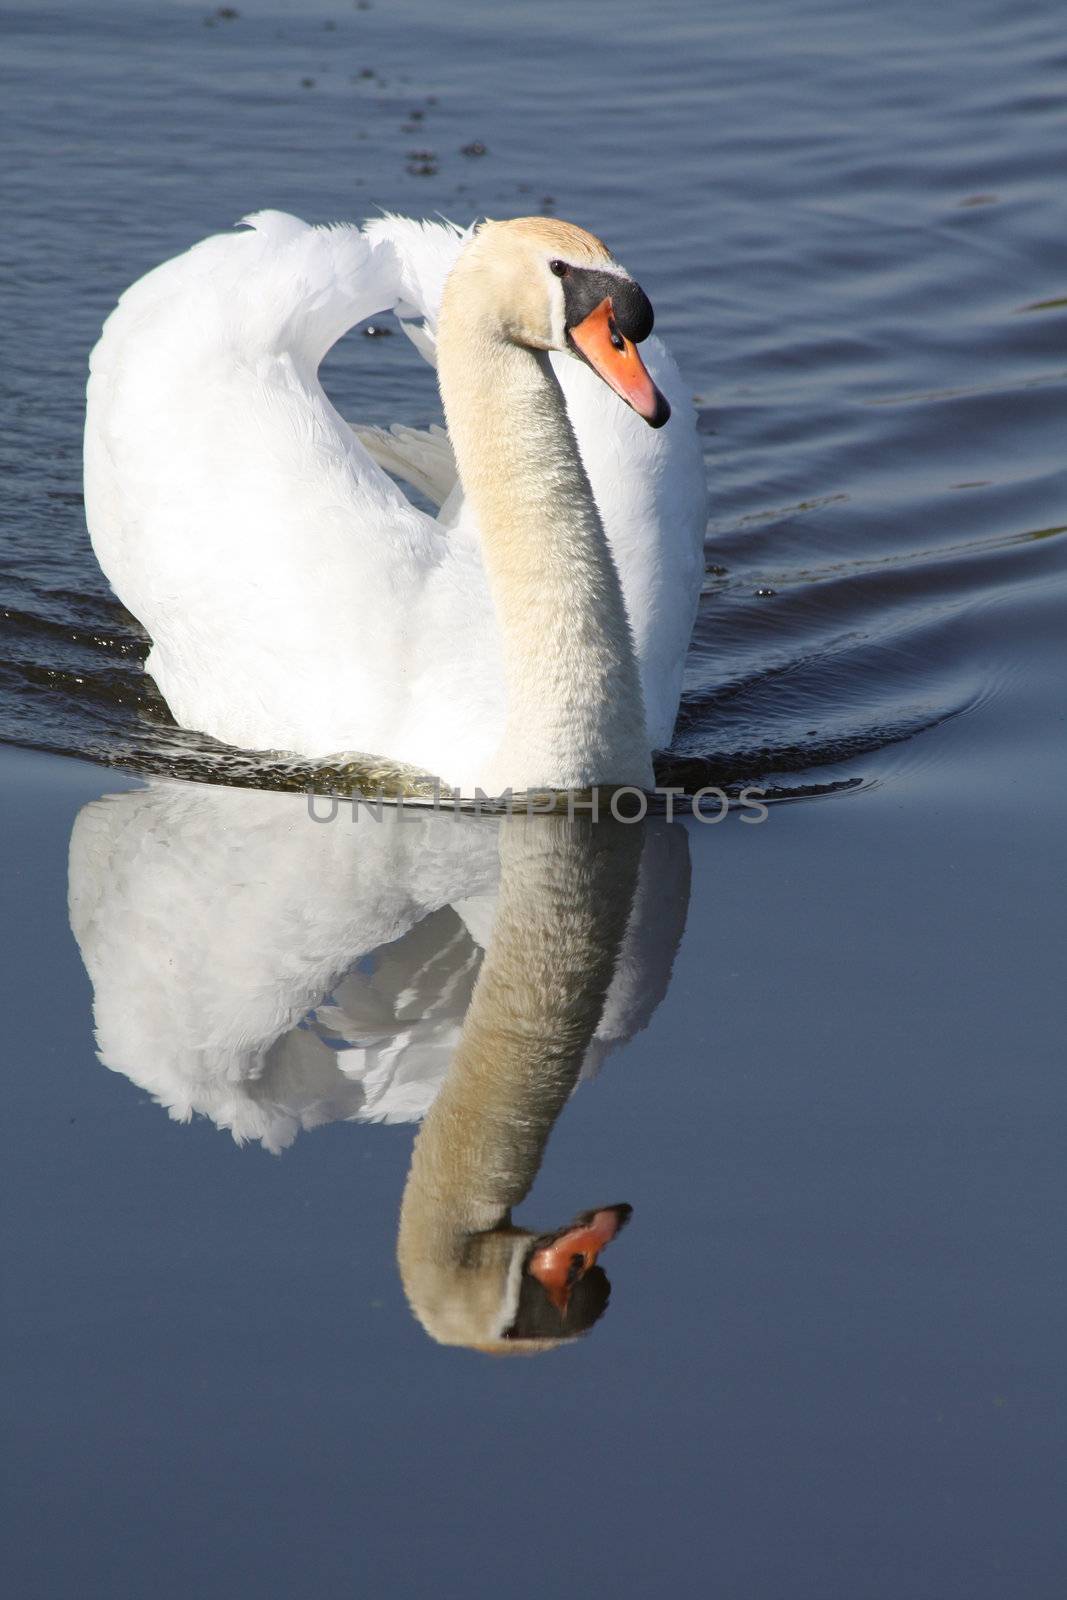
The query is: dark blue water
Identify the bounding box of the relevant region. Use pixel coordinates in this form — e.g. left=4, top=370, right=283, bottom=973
left=2, top=1, right=1066, bottom=1596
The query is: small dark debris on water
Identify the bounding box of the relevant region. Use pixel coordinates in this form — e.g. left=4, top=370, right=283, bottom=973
left=216, top=4, right=240, bottom=17
left=754, top=586, right=777, bottom=598
left=460, top=141, right=487, bottom=157
left=356, top=67, right=375, bottom=79
left=362, top=324, right=392, bottom=338
left=408, top=108, right=424, bottom=121
left=355, top=0, right=373, bottom=10
left=301, top=77, right=316, bottom=89
left=407, top=162, right=438, bottom=176
left=540, top=194, right=556, bottom=211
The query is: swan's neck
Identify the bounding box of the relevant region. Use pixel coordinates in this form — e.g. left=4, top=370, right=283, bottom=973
left=437, top=321, right=652, bottom=794
left=397, top=817, right=642, bottom=1342
left=401, top=822, right=634, bottom=1238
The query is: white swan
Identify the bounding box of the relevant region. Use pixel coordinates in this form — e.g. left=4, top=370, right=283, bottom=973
left=68, top=782, right=690, bottom=1348
left=67, top=778, right=690, bottom=1153
left=84, top=211, right=706, bottom=793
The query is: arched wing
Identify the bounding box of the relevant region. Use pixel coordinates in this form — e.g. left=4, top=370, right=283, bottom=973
left=84, top=211, right=502, bottom=776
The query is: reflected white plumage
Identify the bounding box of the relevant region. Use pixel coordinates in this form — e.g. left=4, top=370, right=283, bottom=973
left=67, top=781, right=690, bottom=1154
left=84, top=211, right=706, bottom=791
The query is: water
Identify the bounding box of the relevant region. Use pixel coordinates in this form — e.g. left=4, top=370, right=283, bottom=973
left=2, top=1, right=1066, bottom=1595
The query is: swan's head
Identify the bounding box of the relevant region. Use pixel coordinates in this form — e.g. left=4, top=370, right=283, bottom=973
left=399, top=1203, right=632, bottom=1355
left=443, top=216, right=671, bottom=428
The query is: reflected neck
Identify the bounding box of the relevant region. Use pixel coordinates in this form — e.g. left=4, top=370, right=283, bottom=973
left=397, top=818, right=642, bottom=1338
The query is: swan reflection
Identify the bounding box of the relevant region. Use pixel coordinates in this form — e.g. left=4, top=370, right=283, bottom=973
left=68, top=782, right=689, bottom=1348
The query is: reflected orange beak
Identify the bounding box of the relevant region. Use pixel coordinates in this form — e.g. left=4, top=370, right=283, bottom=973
left=527, top=1204, right=632, bottom=1314
left=568, top=299, right=670, bottom=428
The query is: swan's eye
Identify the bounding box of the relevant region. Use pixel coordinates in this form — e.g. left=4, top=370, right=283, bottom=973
left=549, top=259, right=568, bottom=278
left=608, top=318, right=625, bottom=352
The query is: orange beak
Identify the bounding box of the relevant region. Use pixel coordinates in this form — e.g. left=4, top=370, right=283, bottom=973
left=527, top=1204, right=632, bottom=1315
left=568, top=299, right=670, bottom=428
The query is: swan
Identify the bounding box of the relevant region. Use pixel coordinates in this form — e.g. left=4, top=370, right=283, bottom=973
left=67, top=781, right=692, bottom=1348
left=67, top=778, right=689, bottom=1150
left=84, top=211, right=706, bottom=794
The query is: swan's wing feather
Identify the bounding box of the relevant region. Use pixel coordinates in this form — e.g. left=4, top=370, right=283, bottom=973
left=398, top=318, right=439, bottom=368
left=360, top=214, right=472, bottom=373
left=351, top=422, right=458, bottom=508
left=85, top=211, right=502, bottom=774
left=580, top=820, right=691, bottom=1082
left=88, top=209, right=428, bottom=542
left=361, top=213, right=470, bottom=335
left=68, top=781, right=502, bottom=1151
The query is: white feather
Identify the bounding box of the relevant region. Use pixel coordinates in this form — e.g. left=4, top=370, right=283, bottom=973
left=352, top=423, right=457, bottom=508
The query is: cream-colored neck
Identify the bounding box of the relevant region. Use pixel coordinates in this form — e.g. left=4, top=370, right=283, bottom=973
left=436, top=316, right=653, bottom=794
left=396, top=816, right=642, bottom=1345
